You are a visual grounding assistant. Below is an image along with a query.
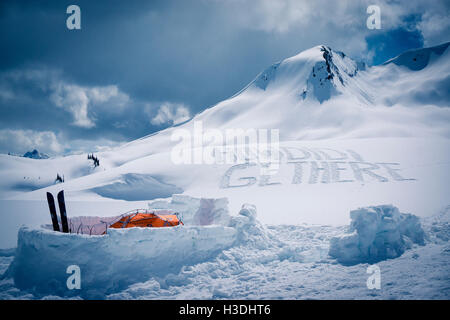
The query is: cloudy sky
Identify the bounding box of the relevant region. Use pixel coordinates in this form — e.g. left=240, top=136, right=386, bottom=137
left=0, top=0, right=449, bottom=155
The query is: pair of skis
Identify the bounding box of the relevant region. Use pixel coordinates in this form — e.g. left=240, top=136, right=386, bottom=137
left=46, top=190, right=69, bottom=233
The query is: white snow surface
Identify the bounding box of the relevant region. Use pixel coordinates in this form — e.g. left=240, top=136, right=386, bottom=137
left=0, top=43, right=449, bottom=299
left=0, top=202, right=448, bottom=300
left=0, top=45, right=448, bottom=231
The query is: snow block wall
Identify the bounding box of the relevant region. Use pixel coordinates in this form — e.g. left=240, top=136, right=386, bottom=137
left=329, top=205, right=425, bottom=265
left=149, top=195, right=231, bottom=227
left=9, top=225, right=237, bottom=298
left=6, top=196, right=263, bottom=298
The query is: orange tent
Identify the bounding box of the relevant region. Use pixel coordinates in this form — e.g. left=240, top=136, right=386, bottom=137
left=109, top=210, right=183, bottom=230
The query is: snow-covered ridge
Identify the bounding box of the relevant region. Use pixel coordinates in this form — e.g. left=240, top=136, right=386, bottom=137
left=250, top=45, right=362, bottom=103
left=23, top=149, right=49, bottom=159
left=192, top=41, right=449, bottom=139
left=384, top=41, right=450, bottom=71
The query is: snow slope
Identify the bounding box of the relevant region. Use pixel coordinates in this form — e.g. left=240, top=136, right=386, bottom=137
left=0, top=42, right=449, bottom=243
left=0, top=43, right=449, bottom=300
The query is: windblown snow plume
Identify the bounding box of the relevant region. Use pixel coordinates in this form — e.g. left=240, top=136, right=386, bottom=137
left=329, top=205, right=425, bottom=265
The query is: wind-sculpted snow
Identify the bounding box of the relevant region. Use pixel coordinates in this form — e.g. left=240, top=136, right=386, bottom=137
left=329, top=205, right=425, bottom=265
left=91, top=173, right=183, bottom=201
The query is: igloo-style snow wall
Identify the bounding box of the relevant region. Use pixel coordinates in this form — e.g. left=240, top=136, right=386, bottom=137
left=149, top=194, right=231, bottom=226
left=6, top=196, right=261, bottom=298
left=329, top=205, right=425, bottom=265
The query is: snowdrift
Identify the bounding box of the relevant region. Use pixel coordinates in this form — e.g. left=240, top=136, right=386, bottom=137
left=329, top=205, right=425, bottom=265
left=6, top=196, right=264, bottom=298
left=91, top=173, right=183, bottom=201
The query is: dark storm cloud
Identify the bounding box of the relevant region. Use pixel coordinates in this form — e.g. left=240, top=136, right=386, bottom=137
left=0, top=0, right=449, bottom=155
left=0, top=0, right=270, bottom=114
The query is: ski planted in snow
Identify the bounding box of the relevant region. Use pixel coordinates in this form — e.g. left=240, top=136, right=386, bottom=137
left=57, top=190, right=70, bottom=233
left=46, top=192, right=60, bottom=232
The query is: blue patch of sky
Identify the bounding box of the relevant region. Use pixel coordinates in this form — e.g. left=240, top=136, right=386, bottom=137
left=366, top=14, right=424, bottom=65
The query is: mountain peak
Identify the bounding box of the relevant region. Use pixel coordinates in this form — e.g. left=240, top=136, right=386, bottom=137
left=252, top=45, right=360, bottom=103
left=23, top=149, right=49, bottom=159
left=284, top=45, right=330, bottom=63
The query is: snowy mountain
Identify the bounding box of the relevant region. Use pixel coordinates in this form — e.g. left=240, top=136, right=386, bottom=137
left=0, top=42, right=449, bottom=300
left=185, top=42, right=450, bottom=141
left=252, top=45, right=363, bottom=103
left=23, top=149, right=49, bottom=160
left=0, top=42, right=449, bottom=236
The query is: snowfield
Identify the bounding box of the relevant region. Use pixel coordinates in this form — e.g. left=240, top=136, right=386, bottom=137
left=0, top=43, right=449, bottom=299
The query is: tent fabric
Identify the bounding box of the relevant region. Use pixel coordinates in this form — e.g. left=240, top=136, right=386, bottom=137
left=109, top=210, right=183, bottom=229
left=51, top=209, right=183, bottom=235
